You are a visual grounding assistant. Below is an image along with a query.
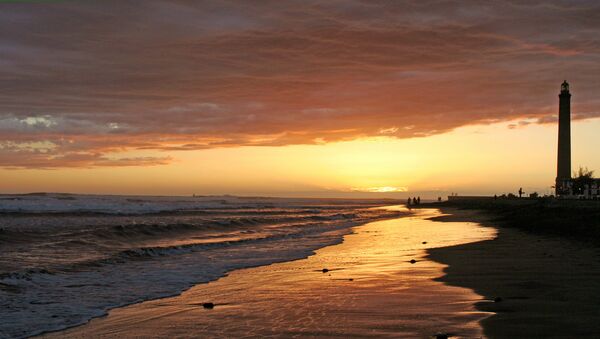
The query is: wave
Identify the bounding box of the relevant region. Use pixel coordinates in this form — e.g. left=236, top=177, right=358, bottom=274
left=0, top=199, right=406, bottom=338
left=0, top=216, right=371, bottom=281
left=0, top=193, right=396, bottom=216
left=0, top=212, right=359, bottom=245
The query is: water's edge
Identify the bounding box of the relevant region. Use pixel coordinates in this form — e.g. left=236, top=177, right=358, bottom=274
left=30, top=213, right=407, bottom=339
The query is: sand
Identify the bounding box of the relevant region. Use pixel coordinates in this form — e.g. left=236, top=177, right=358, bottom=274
left=40, top=208, right=495, bottom=338
left=428, top=207, right=600, bottom=338
left=40, top=206, right=600, bottom=338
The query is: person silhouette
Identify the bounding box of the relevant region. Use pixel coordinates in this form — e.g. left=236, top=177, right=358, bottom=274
left=407, top=197, right=411, bottom=206
left=417, top=197, right=421, bottom=205
left=412, top=197, right=417, bottom=205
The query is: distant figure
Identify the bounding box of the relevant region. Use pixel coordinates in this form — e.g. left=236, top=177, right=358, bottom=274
left=407, top=197, right=411, bottom=206
left=412, top=197, right=417, bottom=205
left=518, top=187, right=524, bottom=198
left=494, top=194, right=498, bottom=200
left=417, top=197, right=421, bottom=205
left=438, top=197, right=442, bottom=202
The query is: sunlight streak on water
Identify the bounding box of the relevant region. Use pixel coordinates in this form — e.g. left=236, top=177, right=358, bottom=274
left=46, top=208, right=496, bottom=338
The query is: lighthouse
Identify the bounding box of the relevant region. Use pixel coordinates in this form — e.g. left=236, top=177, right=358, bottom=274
left=556, top=80, right=571, bottom=195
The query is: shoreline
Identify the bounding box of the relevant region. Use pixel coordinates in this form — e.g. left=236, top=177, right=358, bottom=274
left=427, top=205, right=600, bottom=338
left=3, top=204, right=407, bottom=339
left=35, top=205, right=600, bottom=338
left=40, top=208, right=496, bottom=338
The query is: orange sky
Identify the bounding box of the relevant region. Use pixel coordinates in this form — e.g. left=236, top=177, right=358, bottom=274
left=3, top=117, right=600, bottom=198
left=1, top=1, right=600, bottom=197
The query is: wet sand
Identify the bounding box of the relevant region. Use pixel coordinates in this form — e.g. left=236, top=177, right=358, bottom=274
left=428, top=207, right=600, bottom=338
left=41, top=208, right=495, bottom=338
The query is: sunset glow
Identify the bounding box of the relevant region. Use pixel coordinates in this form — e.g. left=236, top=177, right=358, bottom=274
left=2, top=1, right=600, bottom=197
left=4, top=3, right=600, bottom=339
left=3, top=117, right=600, bottom=197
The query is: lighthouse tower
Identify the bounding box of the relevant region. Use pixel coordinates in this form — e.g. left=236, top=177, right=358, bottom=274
left=556, top=80, right=571, bottom=195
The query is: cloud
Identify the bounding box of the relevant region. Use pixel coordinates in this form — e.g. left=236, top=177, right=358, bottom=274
left=0, top=145, right=172, bottom=169
left=1, top=1, right=600, bottom=168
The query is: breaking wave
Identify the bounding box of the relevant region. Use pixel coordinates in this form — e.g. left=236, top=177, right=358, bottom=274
left=0, top=194, right=405, bottom=338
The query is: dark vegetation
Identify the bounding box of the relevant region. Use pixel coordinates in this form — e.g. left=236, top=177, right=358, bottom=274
left=426, top=198, right=600, bottom=245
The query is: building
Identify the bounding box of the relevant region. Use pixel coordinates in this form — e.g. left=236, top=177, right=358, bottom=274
left=555, top=81, right=600, bottom=199
left=555, top=81, right=571, bottom=195
left=560, top=179, right=600, bottom=199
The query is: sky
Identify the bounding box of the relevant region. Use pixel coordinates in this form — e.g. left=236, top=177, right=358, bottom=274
left=1, top=1, right=600, bottom=197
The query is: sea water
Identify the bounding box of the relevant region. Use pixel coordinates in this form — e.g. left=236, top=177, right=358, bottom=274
left=0, top=194, right=403, bottom=338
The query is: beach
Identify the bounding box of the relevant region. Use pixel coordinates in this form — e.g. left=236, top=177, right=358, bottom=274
left=26, top=204, right=600, bottom=338
left=429, top=207, right=600, bottom=338
left=5, top=2, right=600, bottom=338
left=41, top=207, right=496, bottom=338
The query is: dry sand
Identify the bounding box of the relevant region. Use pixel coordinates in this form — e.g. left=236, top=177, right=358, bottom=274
left=40, top=208, right=495, bottom=338
left=428, top=207, right=600, bottom=338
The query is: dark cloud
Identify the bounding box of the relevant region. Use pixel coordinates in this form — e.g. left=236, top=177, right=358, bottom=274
left=1, top=0, right=600, bottom=168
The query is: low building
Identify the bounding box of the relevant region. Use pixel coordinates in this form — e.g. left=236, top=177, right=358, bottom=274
left=557, top=178, right=600, bottom=199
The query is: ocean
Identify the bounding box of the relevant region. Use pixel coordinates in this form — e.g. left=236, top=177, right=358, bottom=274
left=0, top=194, right=403, bottom=338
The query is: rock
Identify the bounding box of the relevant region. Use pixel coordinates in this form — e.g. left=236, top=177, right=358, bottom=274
left=348, top=278, right=354, bottom=281
left=202, top=302, right=215, bottom=309
left=422, top=241, right=427, bottom=244
left=494, top=297, right=503, bottom=303
left=410, top=259, right=417, bottom=264
left=322, top=268, right=329, bottom=273
left=434, top=333, right=449, bottom=339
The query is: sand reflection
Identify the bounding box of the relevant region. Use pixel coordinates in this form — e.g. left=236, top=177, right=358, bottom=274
left=44, top=207, right=496, bottom=338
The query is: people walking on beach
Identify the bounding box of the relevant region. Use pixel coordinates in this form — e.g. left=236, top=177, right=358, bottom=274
left=417, top=197, right=421, bottom=205
left=412, top=197, right=417, bottom=205
left=407, top=197, right=411, bottom=206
